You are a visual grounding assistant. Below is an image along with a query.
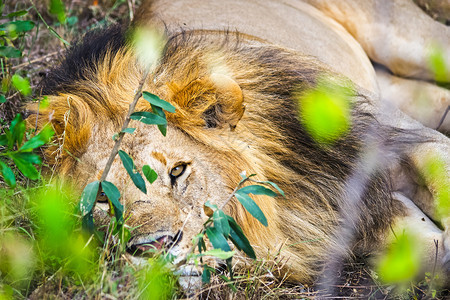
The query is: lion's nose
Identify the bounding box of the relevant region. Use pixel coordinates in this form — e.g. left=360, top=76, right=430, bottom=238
left=127, top=231, right=183, bottom=256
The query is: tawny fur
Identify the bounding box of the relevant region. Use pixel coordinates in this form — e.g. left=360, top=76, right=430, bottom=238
left=30, top=27, right=411, bottom=283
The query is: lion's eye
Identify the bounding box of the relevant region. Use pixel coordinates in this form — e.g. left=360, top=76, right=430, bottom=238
left=169, top=164, right=186, bottom=179
left=97, top=191, right=108, bottom=203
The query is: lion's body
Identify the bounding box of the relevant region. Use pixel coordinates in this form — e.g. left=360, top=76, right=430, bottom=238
left=32, top=0, right=450, bottom=286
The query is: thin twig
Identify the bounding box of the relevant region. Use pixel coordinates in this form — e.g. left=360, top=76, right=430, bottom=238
left=99, top=67, right=151, bottom=183
left=11, top=51, right=59, bottom=70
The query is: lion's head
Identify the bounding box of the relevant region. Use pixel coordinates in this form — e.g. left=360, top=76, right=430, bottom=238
left=29, top=25, right=405, bottom=283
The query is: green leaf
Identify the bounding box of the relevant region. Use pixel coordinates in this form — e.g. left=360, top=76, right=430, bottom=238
left=151, top=105, right=167, bottom=136
left=202, top=265, right=211, bottom=284
left=205, top=227, right=230, bottom=252
left=79, top=181, right=100, bottom=216
left=238, top=185, right=277, bottom=197
left=118, top=150, right=147, bottom=194
left=213, top=209, right=230, bottom=237
left=0, top=134, right=7, bottom=146
left=49, top=0, right=66, bottom=24
left=121, top=128, right=136, bottom=134
left=142, top=92, right=176, bottom=113
left=234, top=192, right=268, bottom=227
left=259, top=180, right=285, bottom=197
left=11, top=74, right=31, bottom=96
left=226, top=216, right=256, bottom=259
left=102, top=181, right=123, bottom=222
left=130, top=111, right=167, bottom=125
left=0, top=20, right=35, bottom=33
left=10, top=114, right=25, bottom=148
left=142, top=165, right=158, bottom=184
left=13, top=152, right=41, bottom=165
left=0, top=46, right=22, bottom=58
left=200, top=249, right=235, bottom=260
left=20, top=125, right=54, bottom=152
left=0, top=160, right=16, bottom=188
left=6, top=10, right=28, bottom=19
left=12, top=155, right=39, bottom=180
left=0, top=94, right=6, bottom=103
left=82, top=210, right=95, bottom=233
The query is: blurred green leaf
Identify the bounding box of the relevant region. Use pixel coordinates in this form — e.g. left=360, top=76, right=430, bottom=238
left=118, top=150, right=147, bottom=194
left=11, top=74, right=31, bottom=96
left=423, top=155, right=450, bottom=218
left=19, top=125, right=54, bottom=152
left=0, top=20, right=34, bottom=33
left=235, top=192, right=268, bottom=227
left=39, top=96, right=49, bottom=109
left=0, top=46, right=22, bottom=58
left=138, top=257, right=176, bottom=300
left=35, top=182, right=96, bottom=275
left=377, top=232, right=420, bottom=283
left=0, top=94, right=6, bottom=103
left=143, top=92, right=176, bottom=113
left=429, top=46, right=449, bottom=82
left=298, top=78, right=352, bottom=145
left=49, top=0, right=66, bottom=24
left=238, top=185, right=277, bottom=197
left=79, top=180, right=100, bottom=216
left=213, top=209, right=230, bottom=236
left=205, top=227, right=231, bottom=252
left=226, top=215, right=256, bottom=259
left=142, top=164, right=158, bottom=184
left=101, top=181, right=123, bottom=223
left=130, top=111, right=167, bottom=125
left=0, top=160, right=16, bottom=188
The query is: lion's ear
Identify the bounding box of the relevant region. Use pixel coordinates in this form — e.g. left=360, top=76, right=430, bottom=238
left=204, top=73, right=245, bottom=131
left=167, top=73, right=245, bottom=130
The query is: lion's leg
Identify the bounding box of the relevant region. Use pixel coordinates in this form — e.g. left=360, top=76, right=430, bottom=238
left=303, top=0, right=450, bottom=81
left=389, top=193, right=446, bottom=277
left=375, top=67, right=450, bottom=132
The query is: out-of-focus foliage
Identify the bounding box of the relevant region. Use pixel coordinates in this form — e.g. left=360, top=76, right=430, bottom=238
left=297, top=78, right=353, bottom=145
left=376, top=232, right=421, bottom=284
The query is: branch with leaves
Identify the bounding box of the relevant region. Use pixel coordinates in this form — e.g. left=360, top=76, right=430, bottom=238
left=181, top=173, right=285, bottom=285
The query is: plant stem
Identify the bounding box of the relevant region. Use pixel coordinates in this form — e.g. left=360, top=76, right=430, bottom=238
left=99, top=67, right=151, bottom=183
left=28, top=0, right=70, bottom=46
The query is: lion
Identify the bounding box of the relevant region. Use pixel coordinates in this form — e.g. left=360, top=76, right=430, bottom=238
left=29, top=0, right=450, bottom=289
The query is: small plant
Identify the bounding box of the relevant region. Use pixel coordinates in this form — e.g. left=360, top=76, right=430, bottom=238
left=0, top=114, right=54, bottom=188
left=184, top=172, right=284, bottom=287
left=0, top=5, right=35, bottom=104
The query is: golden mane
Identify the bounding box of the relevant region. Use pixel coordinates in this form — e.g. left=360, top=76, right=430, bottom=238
left=31, top=29, right=405, bottom=282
